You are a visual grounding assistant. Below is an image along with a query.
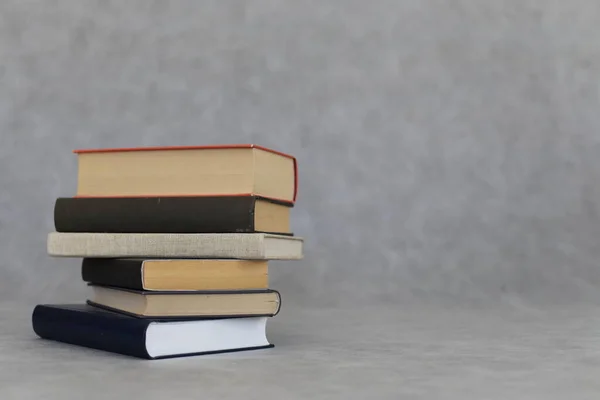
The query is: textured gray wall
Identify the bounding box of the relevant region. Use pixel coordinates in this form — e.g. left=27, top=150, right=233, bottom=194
left=2, top=0, right=600, bottom=307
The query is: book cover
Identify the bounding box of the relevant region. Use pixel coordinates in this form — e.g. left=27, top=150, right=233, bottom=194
left=81, top=258, right=269, bottom=291
left=32, top=304, right=273, bottom=360
left=47, top=232, right=304, bottom=260
left=87, top=285, right=282, bottom=319
left=73, top=144, right=298, bottom=204
left=54, top=195, right=292, bottom=234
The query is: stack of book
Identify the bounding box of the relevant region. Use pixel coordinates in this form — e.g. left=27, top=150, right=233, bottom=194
left=33, top=145, right=304, bottom=359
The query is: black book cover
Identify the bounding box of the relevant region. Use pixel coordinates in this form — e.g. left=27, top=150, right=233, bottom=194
left=32, top=304, right=274, bottom=360
left=54, top=195, right=293, bottom=234
left=82, top=258, right=145, bottom=290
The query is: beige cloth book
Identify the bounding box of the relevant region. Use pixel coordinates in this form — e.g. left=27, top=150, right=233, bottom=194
left=47, top=232, right=304, bottom=260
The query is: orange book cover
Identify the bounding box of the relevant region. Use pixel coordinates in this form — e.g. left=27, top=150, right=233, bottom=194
left=72, top=144, right=298, bottom=204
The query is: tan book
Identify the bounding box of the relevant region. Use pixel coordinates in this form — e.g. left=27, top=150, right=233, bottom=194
left=82, top=259, right=269, bottom=291
left=47, top=232, right=304, bottom=260
left=88, top=285, right=281, bottom=318
left=73, top=144, right=298, bottom=204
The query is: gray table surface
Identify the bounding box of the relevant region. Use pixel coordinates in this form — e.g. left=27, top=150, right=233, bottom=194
left=2, top=301, right=600, bottom=399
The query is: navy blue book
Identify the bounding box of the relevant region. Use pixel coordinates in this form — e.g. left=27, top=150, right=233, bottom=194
left=32, top=304, right=273, bottom=360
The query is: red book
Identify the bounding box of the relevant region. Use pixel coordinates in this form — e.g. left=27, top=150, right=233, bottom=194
left=72, top=144, right=298, bottom=205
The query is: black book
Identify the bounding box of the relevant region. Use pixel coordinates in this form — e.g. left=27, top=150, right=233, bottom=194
left=81, top=258, right=269, bottom=291
left=54, top=195, right=292, bottom=235
left=32, top=304, right=273, bottom=360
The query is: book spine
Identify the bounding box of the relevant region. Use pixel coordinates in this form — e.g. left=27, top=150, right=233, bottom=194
left=82, top=259, right=144, bottom=290
left=47, top=233, right=271, bottom=259
left=32, top=305, right=151, bottom=359
left=54, top=196, right=257, bottom=234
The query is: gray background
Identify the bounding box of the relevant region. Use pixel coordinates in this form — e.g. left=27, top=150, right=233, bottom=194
left=2, top=1, right=600, bottom=398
